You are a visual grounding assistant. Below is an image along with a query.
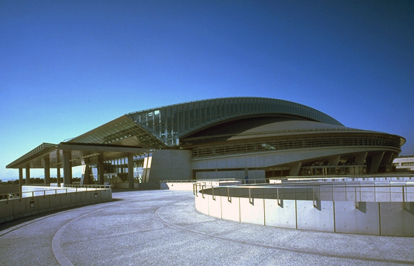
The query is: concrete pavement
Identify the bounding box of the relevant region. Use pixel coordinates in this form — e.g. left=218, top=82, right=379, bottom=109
left=1, top=190, right=414, bottom=265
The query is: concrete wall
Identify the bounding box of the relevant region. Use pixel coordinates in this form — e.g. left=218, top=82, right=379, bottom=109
left=0, top=189, right=112, bottom=224
left=117, top=182, right=160, bottom=190
left=195, top=170, right=265, bottom=180
left=0, top=185, right=19, bottom=194
left=149, top=150, right=192, bottom=181
left=195, top=195, right=414, bottom=236
left=160, top=182, right=194, bottom=190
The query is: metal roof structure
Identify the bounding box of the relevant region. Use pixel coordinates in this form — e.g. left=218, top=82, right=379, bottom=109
left=59, top=97, right=345, bottom=148
left=6, top=97, right=344, bottom=169
left=6, top=142, right=147, bottom=169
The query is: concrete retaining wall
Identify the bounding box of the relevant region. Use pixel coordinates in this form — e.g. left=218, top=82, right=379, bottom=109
left=0, top=185, right=19, bottom=194
left=161, top=182, right=194, bottom=190
left=0, top=189, right=112, bottom=224
left=195, top=194, right=414, bottom=236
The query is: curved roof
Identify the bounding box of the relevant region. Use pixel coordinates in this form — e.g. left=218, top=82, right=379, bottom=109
left=228, top=120, right=404, bottom=143
left=229, top=120, right=371, bottom=141
left=182, top=118, right=405, bottom=147
left=64, top=97, right=407, bottom=150
left=124, top=97, right=343, bottom=147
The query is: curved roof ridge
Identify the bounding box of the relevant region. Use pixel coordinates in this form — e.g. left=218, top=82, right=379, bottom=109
left=126, top=97, right=343, bottom=126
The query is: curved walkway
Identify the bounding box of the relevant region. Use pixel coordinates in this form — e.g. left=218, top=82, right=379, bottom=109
left=1, top=190, right=414, bottom=266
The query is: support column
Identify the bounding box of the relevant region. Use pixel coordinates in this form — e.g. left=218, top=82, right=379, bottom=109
left=382, top=152, right=394, bottom=172
left=19, top=167, right=23, bottom=197
left=328, top=156, right=340, bottom=175
left=57, top=166, right=61, bottom=187
left=355, top=152, right=368, bottom=175
left=143, top=153, right=152, bottom=183
left=382, top=152, right=394, bottom=165
left=128, top=154, right=134, bottom=189
left=370, top=152, right=385, bottom=174
left=98, top=153, right=104, bottom=185
left=355, top=152, right=368, bottom=165
left=81, top=164, right=92, bottom=185
left=289, top=162, right=302, bottom=176
left=25, top=164, right=30, bottom=185
left=44, top=155, right=50, bottom=185
left=57, top=150, right=61, bottom=187
left=63, top=150, right=72, bottom=185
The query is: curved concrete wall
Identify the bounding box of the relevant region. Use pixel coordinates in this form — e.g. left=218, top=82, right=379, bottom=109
left=195, top=194, right=414, bottom=236
left=0, top=189, right=112, bottom=224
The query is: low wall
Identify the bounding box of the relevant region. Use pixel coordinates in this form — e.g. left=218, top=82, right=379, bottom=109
left=114, top=182, right=160, bottom=190
left=0, top=189, right=112, bottom=224
left=161, top=182, right=194, bottom=191
left=195, top=194, right=414, bottom=236
left=0, top=185, right=19, bottom=194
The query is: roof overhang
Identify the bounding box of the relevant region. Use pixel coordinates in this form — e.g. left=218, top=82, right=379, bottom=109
left=7, top=142, right=148, bottom=169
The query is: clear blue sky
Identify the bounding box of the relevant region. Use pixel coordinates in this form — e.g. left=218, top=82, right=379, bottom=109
left=1, top=0, right=413, bottom=180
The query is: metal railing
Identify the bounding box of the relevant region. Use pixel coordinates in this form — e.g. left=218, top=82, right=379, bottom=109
left=194, top=181, right=414, bottom=208
left=64, top=184, right=112, bottom=189
left=0, top=185, right=111, bottom=203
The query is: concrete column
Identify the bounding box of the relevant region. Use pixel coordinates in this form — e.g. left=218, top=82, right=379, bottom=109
left=370, top=152, right=385, bottom=174
left=56, top=150, right=61, bottom=187
left=382, top=152, right=394, bottom=172
left=25, top=164, right=30, bottom=185
left=143, top=153, right=152, bottom=183
left=328, top=156, right=340, bottom=175
left=355, top=152, right=368, bottom=175
left=81, top=164, right=92, bottom=185
left=98, top=153, right=104, bottom=185
left=382, top=152, right=394, bottom=165
left=19, top=167, right=23, bottom=197
left=355, top=152, right=368, bottom=166
left=289, top=162, right=302, bottom=176
left=128, top=154, right=134, bottom=189
left=44, top=155, right=50, bottom=185
left=63, top=150, right=72, bottom=185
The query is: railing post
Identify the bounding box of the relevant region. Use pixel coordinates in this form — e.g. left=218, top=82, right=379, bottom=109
left=227, top=187, right=231, bottom=202
left=277, top=188, right=282, bottom=206
left=249, top=188, right=253, bottom=204
left=313, top=188, right=317, bottom=208
left=355, top=187, right=359, bottom=209
left=402, top=186, right=405, bottom=208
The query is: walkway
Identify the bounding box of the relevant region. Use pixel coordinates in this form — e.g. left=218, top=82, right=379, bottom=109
left=1, top=190, right=414, bottom=265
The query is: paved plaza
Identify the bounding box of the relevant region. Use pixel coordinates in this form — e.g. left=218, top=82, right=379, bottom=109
left=1, top=190, right=414, bottom=265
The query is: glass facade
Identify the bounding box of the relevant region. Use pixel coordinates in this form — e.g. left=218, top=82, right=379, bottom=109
left=127, top=97, right=343, bottom=147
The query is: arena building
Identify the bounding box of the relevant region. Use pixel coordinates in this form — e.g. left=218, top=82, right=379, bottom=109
left=7, top=97, right=405, bottom=188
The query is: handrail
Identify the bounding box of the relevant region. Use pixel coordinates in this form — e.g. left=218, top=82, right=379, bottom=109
left=64, top=184, right=111, bottom=189
left=196, top=181, right=414, bottom=204
left=2, top=185, right=111, bottom=201
left=165, top=175, right=414, bottom=186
